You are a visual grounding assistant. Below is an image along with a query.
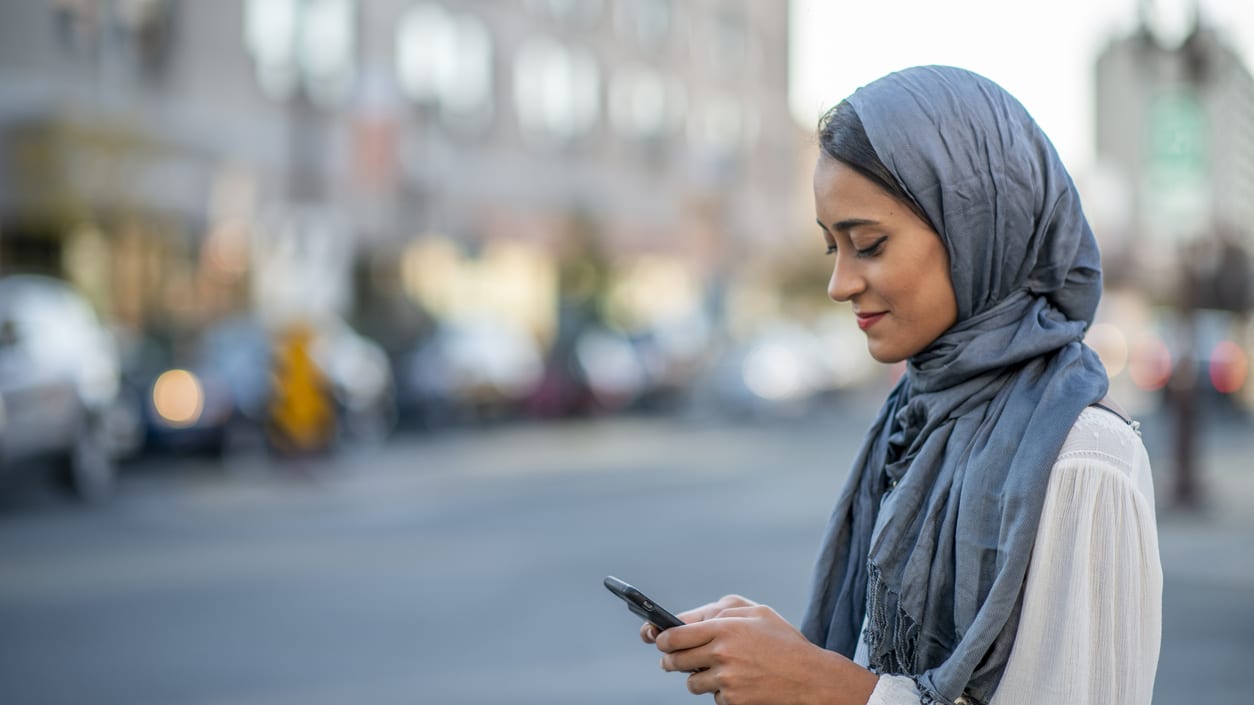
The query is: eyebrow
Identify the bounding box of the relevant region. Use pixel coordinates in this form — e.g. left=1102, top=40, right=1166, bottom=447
left=816, top=217, right=880, bottom=233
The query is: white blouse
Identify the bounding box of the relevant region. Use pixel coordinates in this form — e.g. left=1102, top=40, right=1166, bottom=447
left=857, top=406, right=1163, bottom=705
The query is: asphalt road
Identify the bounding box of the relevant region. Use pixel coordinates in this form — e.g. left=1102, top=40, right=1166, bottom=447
left=0, top=398, right=1250, bottom=705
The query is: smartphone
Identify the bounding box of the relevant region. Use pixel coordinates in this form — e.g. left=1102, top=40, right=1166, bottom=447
left=604, top=575, right=685, bottom=631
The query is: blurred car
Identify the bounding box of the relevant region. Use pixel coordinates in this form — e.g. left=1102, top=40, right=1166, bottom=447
left=684, top=323, right=826, bottom=419
left=0, top=274, right=122, bottom=501
left=572, top=327, right=650, bottom=411
left=398, top=318, right=543, bottom=426
left=137, top=317, right=270, bottom=456
left=139, top=315, right=396, bottom=456
left=682, top=317, right=881, bottom=420
left=308, top=317, right=398, bottom=445
left=1086, top=302, right=1254, bottom=416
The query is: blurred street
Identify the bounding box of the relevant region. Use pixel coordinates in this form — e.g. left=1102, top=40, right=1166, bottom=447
left=3, top=2, right=1254, bottom=704
left=1, top=394, right=1251, bottom=705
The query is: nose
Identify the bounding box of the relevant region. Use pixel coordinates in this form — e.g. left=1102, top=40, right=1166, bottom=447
left=827, top=254, right=866, bottom=303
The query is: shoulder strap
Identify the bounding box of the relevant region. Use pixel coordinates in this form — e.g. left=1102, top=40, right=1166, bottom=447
left=1090, top=395, right=1133, bottom=425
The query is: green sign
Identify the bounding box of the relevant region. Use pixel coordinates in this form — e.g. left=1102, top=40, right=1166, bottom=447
left=1144, top=89, right=1210, bottom=238
left=1148, top=91, right=1207, bottom=175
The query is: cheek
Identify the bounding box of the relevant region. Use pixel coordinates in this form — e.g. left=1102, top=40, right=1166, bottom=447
left=881, top=260, right=954, bottom=332
left=880, top=261, right=931, bottom=315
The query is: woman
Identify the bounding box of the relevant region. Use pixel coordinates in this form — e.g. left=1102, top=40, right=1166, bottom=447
left=643, top=66, right=1162, bottom=705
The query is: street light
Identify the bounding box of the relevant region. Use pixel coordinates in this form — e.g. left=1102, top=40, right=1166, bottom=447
left=242, top=0, right=359, bottom=324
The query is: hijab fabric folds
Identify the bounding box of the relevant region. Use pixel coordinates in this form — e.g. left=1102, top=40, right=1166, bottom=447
left=799, top=66, right=1109, bottom=705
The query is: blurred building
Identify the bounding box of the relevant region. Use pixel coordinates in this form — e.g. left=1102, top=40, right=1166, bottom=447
left=1094, top=12, right=1254, bottom=296
left=0, top=0, right=796, bottom=355
left=1091, top=11, right=1254, bottom=419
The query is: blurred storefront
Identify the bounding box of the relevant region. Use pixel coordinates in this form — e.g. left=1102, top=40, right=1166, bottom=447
left=0, top=116, right=237, bottom=331
left=0, top=0, right=800, bottom=420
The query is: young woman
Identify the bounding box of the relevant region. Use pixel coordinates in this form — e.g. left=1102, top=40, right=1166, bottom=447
left=642, top=66, right=1162, bottom=705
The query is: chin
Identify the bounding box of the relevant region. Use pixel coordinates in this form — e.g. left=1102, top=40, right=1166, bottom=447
left=866, top=343, right=908, bottom=365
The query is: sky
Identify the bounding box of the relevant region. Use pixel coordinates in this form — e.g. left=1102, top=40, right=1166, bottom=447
left=789, top=0, right=1254, bottom=173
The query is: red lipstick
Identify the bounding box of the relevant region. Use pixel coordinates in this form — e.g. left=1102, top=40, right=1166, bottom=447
left=855, top=312, right=886, bottom=331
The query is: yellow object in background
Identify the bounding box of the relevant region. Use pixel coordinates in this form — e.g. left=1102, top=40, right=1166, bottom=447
left=267, top=324, right=335, bottom=454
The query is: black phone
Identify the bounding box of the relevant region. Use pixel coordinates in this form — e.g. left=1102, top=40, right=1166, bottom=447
left=604, top=576, right=685, bottom=631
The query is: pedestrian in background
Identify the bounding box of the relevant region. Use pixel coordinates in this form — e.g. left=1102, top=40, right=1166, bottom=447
left=643, top=65, right=1162, bottom=705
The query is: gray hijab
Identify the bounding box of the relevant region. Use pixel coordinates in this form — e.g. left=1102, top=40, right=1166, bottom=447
left=799, top=66, right=1108, bottom=705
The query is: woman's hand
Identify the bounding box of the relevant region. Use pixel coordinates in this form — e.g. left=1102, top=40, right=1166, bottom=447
left=639, top=594, right=758, bottom=644
left=652, top=602, right=878, bottom=705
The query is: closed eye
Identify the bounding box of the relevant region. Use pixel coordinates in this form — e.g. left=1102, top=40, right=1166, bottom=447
left=856, top=236, right=888, bottom=258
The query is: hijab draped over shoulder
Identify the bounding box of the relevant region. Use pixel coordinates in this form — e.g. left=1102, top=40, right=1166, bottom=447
left=799, top=66, right=1109, bottom=705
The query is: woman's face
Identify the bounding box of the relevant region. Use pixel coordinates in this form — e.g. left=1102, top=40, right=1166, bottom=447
left=813, top=155, right=958, bottom=363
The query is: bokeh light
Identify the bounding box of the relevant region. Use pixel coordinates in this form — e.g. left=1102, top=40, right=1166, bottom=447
left=152, top=369, right=205, bottom=427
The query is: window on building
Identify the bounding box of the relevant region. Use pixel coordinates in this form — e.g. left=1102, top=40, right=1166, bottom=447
left=120, top=0, right=175, bottom=68
left=527, top=0, right=603, bottom=27
left=299, top=0, right=356, bottom=106
left=245, top=0, right=298, bottom=99
left=609, top=66, right=684, bottom=141
left=614, top=0, right=672, bottom=48
left=396, top=3, right=494, bottom=128
left=55, top=0, right=176, bottom=73
left=710, top=8, right=748, bottom=74
left=689, top=95, right=743, bottom=156
left=244, top=0, right=357, bottom=107
left=513, top=38, right=601, bottom=141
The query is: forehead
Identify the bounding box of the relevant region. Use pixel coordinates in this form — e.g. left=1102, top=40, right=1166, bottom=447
left=812, top=156, right=902, bottom=215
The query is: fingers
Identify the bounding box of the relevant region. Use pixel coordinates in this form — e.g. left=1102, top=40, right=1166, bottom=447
left=676, top=594, right=756, bottom=624
left=639, top=622, right=659, bottom=644
left=656, top=605, right=774, bottom=653
left=711, top=605, right=774, bottom=620
left=686, top=669, right=719, bottom=696
left=654, top=621, right=717, bottom=653
left=676, top=604, right=721, bottom=624
left=660, top=647, right=711, bottom=674
left=719, top=594, right=758, bottom=610
left=647, top=595, right=764, bottom=650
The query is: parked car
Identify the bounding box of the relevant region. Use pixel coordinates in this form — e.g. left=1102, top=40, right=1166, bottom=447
left=0, top=275, right=122, bottom=502
left=682, top=317, right=882, bottom=420
left=398, top=318, right=543, bottom=426
left=308, top=317, right=398, bottom=445
left=138, top=315, right=396, bottom=456
left=135, top=317, right=271, bottom=456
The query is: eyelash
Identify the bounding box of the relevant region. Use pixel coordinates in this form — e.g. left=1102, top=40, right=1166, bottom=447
left=825, top=236, right=887, bottom=258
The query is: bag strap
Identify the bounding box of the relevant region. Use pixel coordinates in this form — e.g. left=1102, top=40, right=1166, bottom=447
left=1090, top=395, right=1133, bottom=425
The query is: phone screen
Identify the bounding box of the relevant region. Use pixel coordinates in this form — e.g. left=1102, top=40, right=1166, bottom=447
left=604, top=576, right=685, bottom=631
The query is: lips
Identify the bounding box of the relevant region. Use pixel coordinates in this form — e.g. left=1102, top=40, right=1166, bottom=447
left=855, top=311, right=887, bottom=331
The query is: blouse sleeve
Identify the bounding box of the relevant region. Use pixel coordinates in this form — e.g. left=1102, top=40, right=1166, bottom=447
left=992, top=438, right=1162, bottom=704
left=863, top=409, right=1163, bottom=705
